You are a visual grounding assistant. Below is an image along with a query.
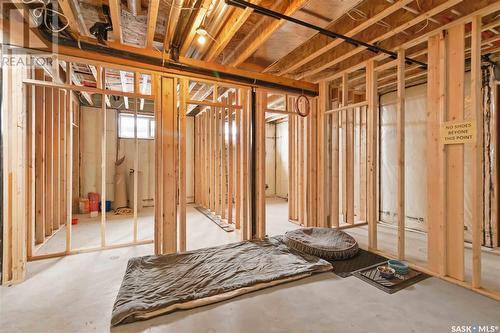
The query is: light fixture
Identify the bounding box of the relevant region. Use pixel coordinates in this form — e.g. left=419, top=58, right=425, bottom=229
left=195, top=16, right=218, bottom=46
left=197, top=34, right=207, bottom=45
left=196, top=24, right=208, bottom=36
left=196, top=22, right=208, bottom=45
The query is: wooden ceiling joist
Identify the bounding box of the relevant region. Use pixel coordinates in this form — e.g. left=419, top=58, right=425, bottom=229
left=223, top=0, right=308, bottom=67
left=204, top=2, right=259, bottom=62
left=297, top=0, right=462, bottom=80
left=57, top=0, right=81, bottom=36
left=163, top=0, right=185, bottom=52
left=264, top=0, right=414, bottom=76
left=108, top=0, right=123, bottom=43
left=145, top=0, right=160, bottom=49
left=311, top=0, right=500, bottom=83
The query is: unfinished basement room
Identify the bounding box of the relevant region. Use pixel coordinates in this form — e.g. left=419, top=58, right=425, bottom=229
left=1, top=0, right=500, bottom=332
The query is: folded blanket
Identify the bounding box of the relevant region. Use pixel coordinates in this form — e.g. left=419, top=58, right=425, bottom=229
left=111, top=236, right=332, bottom=326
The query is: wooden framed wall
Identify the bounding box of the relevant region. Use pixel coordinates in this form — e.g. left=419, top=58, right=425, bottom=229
left=190, top=81, right=252, bottom=240
left=315, top=13, right=499, bottom=301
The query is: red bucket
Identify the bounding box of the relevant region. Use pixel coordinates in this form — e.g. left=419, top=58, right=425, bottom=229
left=71, top=218, right=78, bottom=225
left=88, top=192, right=100, bottom=212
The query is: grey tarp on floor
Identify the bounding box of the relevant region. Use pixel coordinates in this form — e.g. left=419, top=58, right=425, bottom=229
left=111, top=237, right=332, bottom=326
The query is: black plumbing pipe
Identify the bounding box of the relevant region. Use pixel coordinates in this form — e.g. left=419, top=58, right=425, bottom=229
left=225, top=0, right=427, bottom=70
left=35, top=27, right=318, bottom=96
left=250, top=88, right=257, bottom=239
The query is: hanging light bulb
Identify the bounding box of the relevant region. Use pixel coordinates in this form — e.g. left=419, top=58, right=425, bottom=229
left=197, top=34, right=207, bottom=45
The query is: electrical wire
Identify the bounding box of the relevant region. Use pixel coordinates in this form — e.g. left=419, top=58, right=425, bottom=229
left=23, top=0, right=69, bottom=33
left=414, top=18, right=429, bottom=34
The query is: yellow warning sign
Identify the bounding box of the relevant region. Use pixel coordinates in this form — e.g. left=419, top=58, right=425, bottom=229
left=440, top=120, right=476, bottom=145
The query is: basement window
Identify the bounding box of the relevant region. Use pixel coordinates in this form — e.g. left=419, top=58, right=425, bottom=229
left=118, top=113, right=155, bottom=139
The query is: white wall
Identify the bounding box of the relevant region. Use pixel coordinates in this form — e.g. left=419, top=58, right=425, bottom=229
left=79, top=107, right=195, bottom=210
left=263, top=120, right=289, bottom=199
left=265, top=123, right=276, bottom=196
left=275, top=121, right=289, bottom=198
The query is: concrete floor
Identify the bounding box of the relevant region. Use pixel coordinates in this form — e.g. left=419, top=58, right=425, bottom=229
left=1, top=198, right=499, bottom=333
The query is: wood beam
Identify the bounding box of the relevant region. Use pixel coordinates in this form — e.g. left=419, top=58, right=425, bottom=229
left=159, top=77, right=178, bottom=253
left=396, top=49, right=405, bottom=260
left=108, top=0, right=123, bottom=43
left=426, top=32, right=446, bottom=276
left=445, top=24, right=465, bottom=281
left=223, top=0, right=307, bottom=67
left=264, top=0, right=413, bottom=76
left=34, top=69, right=45, bottom=244
left=204, top=4, right=255, bottom=62
left=145, top=0, right=160, bottom=49
left=344, top=73, right=354, bottom=225
left=256, top=90, right=266, bottom=237
left=23, top=29, right=319, bottom=95
left=470, top=15, right=482, bottom=288
left=163, top=0, right=184, bottom=52
left=57, top=0, right=81, bottom=36
left=366, top=59, right=377, bottom=250
left=179, top=79, right=188, bottom=251
left=316, top=82, right=327, bottom=227
left=330, top=96, right=339, bottom=228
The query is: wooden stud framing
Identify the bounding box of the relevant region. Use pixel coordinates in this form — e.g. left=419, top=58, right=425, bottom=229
left=235, top=106, right=241, bottom=229
left=256, top=90, right=266, bottom=238
left=242, top=89, right=250, bottom=240
left=343, top=74, right=354, bottom=225
left=228, top=98, right=234, bottom=225
left=179, top=79, right=188, bottom=252
left=366, top=60, right=378, bottom=250
left=359, top=105, right=367, bottom=222
left=145, top=0, right=160, bottom=49
left=53, top=89, right=60, bottom=231
left=215, top=104, right=221, bottom=216
left=34, top=69, right=45, bottom=244
left=308, top=97, right=318, bottom=227
left=445, top=24, right=465, bottom=280
left=396, top=49, right=406, bottom=260
left=153, top=73, right=162, bottom=255
left=159, top=77, right=177, bottom=254
left=427, top=32, right=446, bottom=276
left=44, top=82, right=54, bottom=237
left=65, top=62, right=73, bottom=253
left=330, top=98, right=340, bottom=228
left=108, top=0, right=123, bottom=43
left=221, top=100, right=227, bottom=220
left=470, top=15, right=483, bottom=288
left=100, top=66, right=107, bottom=248
left=317, top=82, right=327, bottom=227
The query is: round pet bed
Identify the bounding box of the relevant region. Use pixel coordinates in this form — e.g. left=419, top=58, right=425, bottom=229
left=284, top=228, right=359, bottom=260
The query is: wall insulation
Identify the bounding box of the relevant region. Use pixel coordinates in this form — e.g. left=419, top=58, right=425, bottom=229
left=379, top=74, right=478, bottom=242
